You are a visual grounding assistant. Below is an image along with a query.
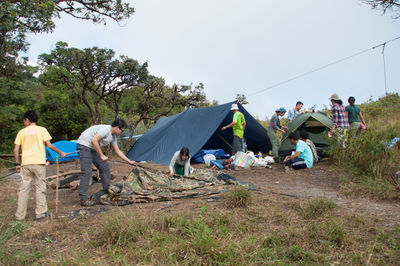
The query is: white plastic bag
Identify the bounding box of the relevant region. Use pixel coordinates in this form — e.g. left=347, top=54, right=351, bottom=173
left=253, top=158, right=268, bottom=167
left=203, top=154, right=216, bottom=166
left=264, top=156, right=275, bottom=164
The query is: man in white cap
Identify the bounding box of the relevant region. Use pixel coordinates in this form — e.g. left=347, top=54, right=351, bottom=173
left=222, top=103, right=246, bottom=155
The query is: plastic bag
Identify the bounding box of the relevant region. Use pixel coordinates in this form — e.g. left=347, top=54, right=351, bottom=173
left=203, top=154, right=216, bottom=166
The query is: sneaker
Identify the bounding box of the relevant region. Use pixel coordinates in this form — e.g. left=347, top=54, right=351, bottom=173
left=80, top=199, right=96, bottom=207
left=35, top=212, right=50, bottom=221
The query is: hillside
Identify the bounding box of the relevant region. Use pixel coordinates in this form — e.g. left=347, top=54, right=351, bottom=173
left=331, top=93, right=400, bottom=199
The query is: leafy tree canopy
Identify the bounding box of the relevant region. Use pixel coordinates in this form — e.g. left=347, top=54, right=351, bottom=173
left=0, top=0, right=134, bottom=77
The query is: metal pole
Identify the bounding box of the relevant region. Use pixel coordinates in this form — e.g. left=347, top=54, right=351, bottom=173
left=382, top=43, right=388, bottom=94
left=55, top=156, right=59, bottom=216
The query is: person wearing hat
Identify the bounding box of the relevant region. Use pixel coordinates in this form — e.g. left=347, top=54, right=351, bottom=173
left=222, top=103, right=246, bottom=155
left=329, top=94, right=349, bottom=146
left=329, top=93, right=349, bottom=132
left=267, top=107, right=288, bottom=162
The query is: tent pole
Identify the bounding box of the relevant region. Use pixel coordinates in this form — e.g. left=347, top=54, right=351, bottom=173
left=216, top=133, right=233, bottom=148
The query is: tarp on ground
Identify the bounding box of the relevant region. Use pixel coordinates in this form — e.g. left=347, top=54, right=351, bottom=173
left=99, top=166, right=255, bottom=206
left=191, top=149, right=228, bottom=163
left=126, top=102, right=272, bottom=165
left=279, top=112, right=332, bottom=157
left=46, top=140, right=79, bottom=163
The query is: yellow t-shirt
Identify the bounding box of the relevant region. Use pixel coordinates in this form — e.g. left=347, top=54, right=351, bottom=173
left=14, top=125, right=52, bottom=165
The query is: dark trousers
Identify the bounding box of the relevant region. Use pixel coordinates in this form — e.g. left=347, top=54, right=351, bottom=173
left=232, top=135, right=244, bottom=156
left=285, top=158, right=307, bottom=170
left=77, top=144, right=111, bottom=201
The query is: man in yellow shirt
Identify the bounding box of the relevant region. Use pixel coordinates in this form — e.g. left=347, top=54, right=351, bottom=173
left=14, top=110, right=66, bottom=221
left=221, top=103, right=246, bottom=155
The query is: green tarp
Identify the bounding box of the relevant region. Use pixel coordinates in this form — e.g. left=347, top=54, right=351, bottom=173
left=279, top=112, right=332, bottom=157
left=99, top=166, right=255, bottom=206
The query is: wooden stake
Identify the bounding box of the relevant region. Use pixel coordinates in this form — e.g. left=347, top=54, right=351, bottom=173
left=55, top=156, right=59, bottom=216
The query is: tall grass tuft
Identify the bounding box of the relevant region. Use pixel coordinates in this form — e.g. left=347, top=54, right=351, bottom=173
left=329, top=93, right=400, bottom=199
left=301, top=198, right=337, bottom=220
left=223, top=185, right=252, bottom=208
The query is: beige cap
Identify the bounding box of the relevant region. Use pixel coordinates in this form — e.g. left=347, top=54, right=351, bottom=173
left=329, top=93, right=340, bottom=101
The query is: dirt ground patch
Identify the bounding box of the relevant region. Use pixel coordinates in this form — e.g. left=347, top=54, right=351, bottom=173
left=3, top=160, right=400, bottom=227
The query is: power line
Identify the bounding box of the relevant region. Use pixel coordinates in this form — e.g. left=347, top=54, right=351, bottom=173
left=247, top=36, right=400, bottom=98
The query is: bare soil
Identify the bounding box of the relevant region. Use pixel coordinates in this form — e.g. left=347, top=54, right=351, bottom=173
left=7, top=160, right=400, bottom=228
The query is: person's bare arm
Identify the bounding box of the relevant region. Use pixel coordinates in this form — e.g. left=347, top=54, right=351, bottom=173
left=91, top=134, right=108, bottom=161
left=277, top=127, right=286, bottom=134
left=45, top=140, right=66, bottom=158
left=222, top=121, right=237, bottom=130
left=243, top=121, right=246, bottom=130
left=283, top=151, right=300, bottom=163
left=359, top=112, right=367, bottom=127
left=112, top=144, right=137, bottom=165
left=13, top=144, right=21, bottom=173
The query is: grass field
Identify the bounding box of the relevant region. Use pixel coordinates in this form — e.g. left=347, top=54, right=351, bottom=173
left=0, top=178, right=399, bottom=265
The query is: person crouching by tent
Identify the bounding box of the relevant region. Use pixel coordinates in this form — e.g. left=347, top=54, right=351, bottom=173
left=169, top=147, right=192, bottom=176
left=267, top=107, right=288, bottom=162
left=283, top=132, right=313, bottom=170
left=76, top=119, right=137, bottom=207
left=221, top=103, right=246, bottom=155
left=345, top=96, right=367, bottom=134
left=299, top=131, right=319, bottom=163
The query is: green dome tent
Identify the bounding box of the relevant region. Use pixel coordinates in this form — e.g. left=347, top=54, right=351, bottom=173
left=279, top=112, right=332, bottom=157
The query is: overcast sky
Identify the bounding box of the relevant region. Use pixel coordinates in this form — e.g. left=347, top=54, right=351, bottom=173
left=25, top=0, right=400, bottom=119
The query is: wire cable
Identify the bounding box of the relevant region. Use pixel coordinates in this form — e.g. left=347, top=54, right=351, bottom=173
left=247, top=36, right=400, bottom=98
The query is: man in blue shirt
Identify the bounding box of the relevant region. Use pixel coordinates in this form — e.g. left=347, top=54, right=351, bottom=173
left=287, top=101, right=303, bottom=121
left=283, top=132, right=313, bottom=170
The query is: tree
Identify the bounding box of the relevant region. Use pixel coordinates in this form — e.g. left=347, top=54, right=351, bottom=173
left=361, top=0, right=400, bottom=19
left=39, top=42, right=148, bottom=124
left=0, top=65, right=40, bottom=152
left=120, top=78, right=208, bottom=150
left=0, top=0, right=134, bottom=77
left=38, top=66, right=92, bottom=141
left=235, top=93, right=248, bottom=104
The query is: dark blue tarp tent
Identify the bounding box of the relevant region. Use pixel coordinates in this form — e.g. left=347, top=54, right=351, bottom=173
left=46, top=140, right=79, bottom=163
left=126, top=102, right=271, bottom=166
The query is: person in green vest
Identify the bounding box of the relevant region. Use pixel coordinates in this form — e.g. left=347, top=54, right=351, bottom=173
left=268, top=107, right=288, bottom=162
left=345, top=96, right=367, bottom=133
left=222, top=103, right=246, bottom=156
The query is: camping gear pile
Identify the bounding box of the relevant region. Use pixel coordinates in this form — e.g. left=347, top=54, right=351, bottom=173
left=208, top=151, right=275, bottom=170
left=99, top=165, right=255, bottom=206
